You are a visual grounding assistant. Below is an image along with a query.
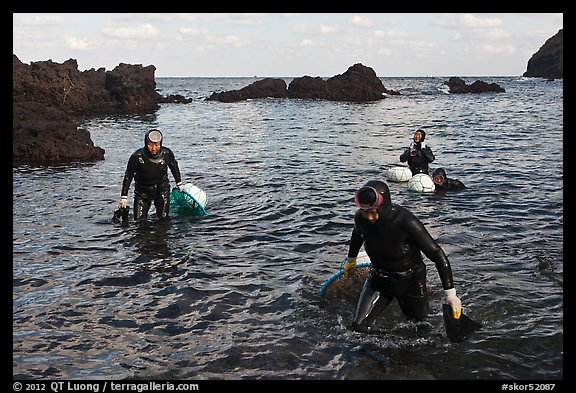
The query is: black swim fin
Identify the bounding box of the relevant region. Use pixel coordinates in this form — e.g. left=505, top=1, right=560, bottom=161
left=442, top=304, right=482, bottom=343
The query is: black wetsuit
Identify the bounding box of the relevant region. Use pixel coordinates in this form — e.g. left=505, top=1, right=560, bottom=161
left=432, top=168, right=467, bottom=192
left=436, top=178, right=466, bottom=191
left=121, top=146, right=182, bottom=220
left=399, top=142, right=435, bottom=176
left=347, top=185, right=455, bottom=331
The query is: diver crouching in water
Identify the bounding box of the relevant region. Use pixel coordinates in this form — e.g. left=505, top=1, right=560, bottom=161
left=432, top=167, right=467, bottom=192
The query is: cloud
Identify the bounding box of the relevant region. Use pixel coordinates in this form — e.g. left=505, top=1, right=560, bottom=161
left=222, top=13, right=266, bottom=26
left=21, top=15, right=65, bottom=27
left=376, top=47, right=392, bottom=57
left=435, top=13, right=502, bottom=28
left=292, top=23, right=337, bottom=35
left=66, top=37, right=94, bottom=50
left=209, top=34, right=248, bottom=46
left=351, top=15, right=374, bottom=28
left=299, top=39, right=316, bottom=47
left=472, top=44, right=516, bottom=55
left=437, top=14, right=512, bottom=44
left=12, top=12, right=564, bottom=77
left=102, top=23, right=159, bottom=40
left=177, top=28, right=249, bottom=47
left=177, top=27, right=206, bottom=38
left=373, top=29, right=408, bottom=39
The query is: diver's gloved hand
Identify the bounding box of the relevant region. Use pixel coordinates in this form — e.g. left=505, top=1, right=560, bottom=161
left=119, top=196, right=128, bottom=209
left=344, top=257, right=358, bottom=276
left=177, top=182, right=185, bottom=192
left=444, top=288, right=462, bottom=319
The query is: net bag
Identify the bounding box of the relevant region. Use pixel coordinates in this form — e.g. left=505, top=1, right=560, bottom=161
left=320, top=263, right=371, bottom=301
left=170, top=183, right=208, bottom=216
left=386, top=166, right=412, bottom=182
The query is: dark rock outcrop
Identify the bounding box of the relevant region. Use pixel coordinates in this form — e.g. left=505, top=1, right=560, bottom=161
left=286, top=76, right=329, bottom=100
left=288, top=63, right=391, bottom=101
left=103, top=63, right=162, bottom=113
left=13, top=54, right=189, bottom=166
left=13, top=55, right=164, bottom=115
left=13, top=101, right=105, bottom=165
left=207, top=63, right=399, bottom=103
left=159, top=94, right=193, bottom=104
left=523, top=29, right=563, bottom=79
left=207, top=78, right=287, bottom=102
left=444, top=77, right=505, bottom=94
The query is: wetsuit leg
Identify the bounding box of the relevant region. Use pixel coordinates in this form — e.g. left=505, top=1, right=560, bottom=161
left=351, top=278, right=393, bottom=332
left=396, top=267, right=429, bottom=321
left=154, top=188, right=171, bottom=220
left=134, top=191, right=152, bottom=220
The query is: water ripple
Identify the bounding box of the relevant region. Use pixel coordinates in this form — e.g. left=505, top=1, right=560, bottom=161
left=13, top=77, right=563, bottom=380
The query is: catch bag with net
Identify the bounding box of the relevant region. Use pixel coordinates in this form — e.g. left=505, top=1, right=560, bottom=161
left=170, top=183, right=208, bottom=217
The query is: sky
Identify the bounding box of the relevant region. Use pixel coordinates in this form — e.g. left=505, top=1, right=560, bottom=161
left=13, top=13, right=563, bottom=78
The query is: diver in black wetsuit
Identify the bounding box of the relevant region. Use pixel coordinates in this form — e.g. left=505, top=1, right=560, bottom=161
left=344, top=180, right=462, bottom=332
left=399, top=129, right=435, bottom=176
left=432, top=168, right=467, bottom=192
left=119, top=129, right=184, bottom=221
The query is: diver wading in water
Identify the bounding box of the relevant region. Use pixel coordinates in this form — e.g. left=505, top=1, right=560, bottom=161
left=119, top=129, right=185, bottom=221
left=344, top=180, right=463, bottom=332
left=400, top=129, right=435, bottom=176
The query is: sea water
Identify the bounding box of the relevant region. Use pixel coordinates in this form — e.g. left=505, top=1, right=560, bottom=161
left=13, top=76, right=563, bottom=380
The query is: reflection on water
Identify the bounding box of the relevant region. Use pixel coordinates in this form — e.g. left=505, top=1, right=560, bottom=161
left=13, top=77, right=562, bottom=380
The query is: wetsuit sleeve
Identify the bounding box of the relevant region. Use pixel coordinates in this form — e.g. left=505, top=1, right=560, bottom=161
left=442, top=178, right=466, bottom=191
left=406, top=217, right=455, bottom=290
left=347, top=216, right=364, bottom=258
left=422, top=146, right=435, bottom=163
left=166, top=149, right=183, bottom=185
left=121, top=153, right=139, bottom=196
left=399, top=148, right=409, bottom=162
left=453, top=179, right=467, bottom=190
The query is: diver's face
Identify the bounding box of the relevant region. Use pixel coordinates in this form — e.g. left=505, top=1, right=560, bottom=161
left=413, top=131, right=423, bottom=143
left=433, top=175, right=445, bottom=186
left=359, top=208, right=379, bottom=224
left=147, top=141, right=161, bottom=155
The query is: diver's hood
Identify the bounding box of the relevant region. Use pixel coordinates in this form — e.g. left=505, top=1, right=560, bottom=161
left=432, top=168, right=446, bottom=178
left=417, top=129, right=426, bottom=141
left=144, top=129, right=163, bottom=157
left=362, top=180, right=392, bottom=208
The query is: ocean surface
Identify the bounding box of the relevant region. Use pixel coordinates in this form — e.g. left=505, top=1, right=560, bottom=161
left=13, top=76, right=563, bottom=381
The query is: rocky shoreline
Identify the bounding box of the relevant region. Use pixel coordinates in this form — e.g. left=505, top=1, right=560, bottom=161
left=13, top=55, right=189, bottom=166
left=12, top=28, right=562, bottom=166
